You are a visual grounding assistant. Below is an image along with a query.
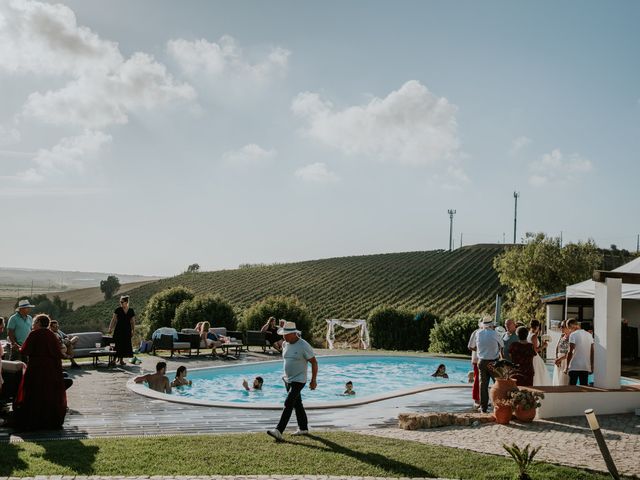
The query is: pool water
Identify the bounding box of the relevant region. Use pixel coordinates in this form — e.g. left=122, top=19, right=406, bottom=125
left=170, top=355, right=471, bottom=404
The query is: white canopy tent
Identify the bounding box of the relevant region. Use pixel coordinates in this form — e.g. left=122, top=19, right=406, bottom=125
left=566, top=257, right=640, bottom=300
left=325, top=319, right=370, bottom=350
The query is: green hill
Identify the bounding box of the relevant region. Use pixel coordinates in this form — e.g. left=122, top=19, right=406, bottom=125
left=60, top=244, right=507, bottom=337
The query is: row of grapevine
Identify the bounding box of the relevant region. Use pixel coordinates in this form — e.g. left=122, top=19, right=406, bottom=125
left=60, top=244, right=507, bottom=338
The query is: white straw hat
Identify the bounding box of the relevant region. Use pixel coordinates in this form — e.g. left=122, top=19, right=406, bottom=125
left=277, top=321, right=301, bottom=335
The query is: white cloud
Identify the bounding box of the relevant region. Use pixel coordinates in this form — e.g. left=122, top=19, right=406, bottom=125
left=167, top=35, right=290, bottom=82
left=222, top=144, right=276, bottom=167
left=17, top=130, right=112, bottom=182
left=23, top=53, right=196, bottom=128
left=509, top=135, right=532, bottom=155
left=0, top=0, right=122, bottom=76
left=294, top=162, right=340, bottom=183
left=528, top=149, right=593, bottom=187
left=291, top=80, right=461, bottom=167
left=0, top=1, right=195, bottom=129
left=0, top=125, right=21, bottom=146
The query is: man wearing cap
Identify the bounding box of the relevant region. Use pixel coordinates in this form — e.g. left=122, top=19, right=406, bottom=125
left=7, top=299, right=34, bottom=362
left=474, top=316, right=503, bottom=413
left=267, top=321, right=318, bottom=442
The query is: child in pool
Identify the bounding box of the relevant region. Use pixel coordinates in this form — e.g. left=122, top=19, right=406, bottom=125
left=344, top=381, right=356, bottom=395
left=242, top=376, right=264, bottom=391
left=171, top=365, right=192, bottom=387
left=467, top=371, right=474, bottom=383
left=431, top=364, right=449, bottom=379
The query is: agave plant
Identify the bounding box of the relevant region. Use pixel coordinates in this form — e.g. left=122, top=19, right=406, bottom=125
left=503, top=443, right=541, bottom=480
left=488, top=359, right=519, bottom=380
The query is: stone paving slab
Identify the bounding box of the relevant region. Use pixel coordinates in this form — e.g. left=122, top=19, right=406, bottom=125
left=357, top=413, right=640, bottom=478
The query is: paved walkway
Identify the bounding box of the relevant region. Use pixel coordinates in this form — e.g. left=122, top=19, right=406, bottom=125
left=1, top=350, right=639, bottom=478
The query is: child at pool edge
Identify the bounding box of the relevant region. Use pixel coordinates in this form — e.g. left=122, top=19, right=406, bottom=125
left=171, top=365, right=192, bottom=387
left=467, top=371, right=474, bottom=383
left=242, top=376, right=264, bottom=391
left=431, top=364, right=449, bottom=379
left=344, top=381, right=356, bottom=395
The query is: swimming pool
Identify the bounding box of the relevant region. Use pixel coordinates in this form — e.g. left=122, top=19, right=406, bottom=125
left=128, top=355, right=471, bottom=408
left=127, top=354, right=639, bottom=409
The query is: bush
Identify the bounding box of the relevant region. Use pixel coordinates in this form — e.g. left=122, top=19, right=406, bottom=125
left=28, top=294, right=74, bottom=319
left=428, top=313, right=480, bottom=354
left=367, top=306, right=416, bottom=350
left=140, top=286, right=194, bottom=338
left=413, top=310, right=439, bottom=351
left=242, top=295, right=312, bottom=336
left=173, top=294, right=236, bottom=331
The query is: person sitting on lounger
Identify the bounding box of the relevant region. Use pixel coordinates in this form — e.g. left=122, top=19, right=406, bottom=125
left=171, top=365, right=192, bottom=387
left=242, top=376, right=264, bottom=391
left=196, top=321, right=225, bottom=356
left=134, top=361, right=171, bottom=394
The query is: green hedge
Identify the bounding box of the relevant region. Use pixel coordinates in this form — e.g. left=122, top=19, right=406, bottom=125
left=367, top=306, right=436, bottom=351
left=428, top=313, right=479, bottom=355
left=242, top=295, right=312, bottom=336
left=173, top=294, right=236, bottom=331
left=140, top=286, right=194, bottom=337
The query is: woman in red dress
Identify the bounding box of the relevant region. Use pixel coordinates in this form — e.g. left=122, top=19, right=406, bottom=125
left=14, top=314, right=67, bottom=430
left=509, top=326, right=536, bottom=387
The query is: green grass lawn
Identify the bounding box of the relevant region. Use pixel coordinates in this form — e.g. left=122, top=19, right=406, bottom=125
left=0, top=432, right=619, bottom=479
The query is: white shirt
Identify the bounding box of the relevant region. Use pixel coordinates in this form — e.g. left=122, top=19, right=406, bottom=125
left=476, top=328, right=503, bottom=360
left=568, top=329, right=594, bottom=372
left=468, top=329, right=480, bottom=364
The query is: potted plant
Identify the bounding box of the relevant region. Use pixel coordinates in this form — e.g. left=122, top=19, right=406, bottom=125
left=488, top=359, right=518, bottom=405
left=509, top=389, right=544, bottom=422
left=493, top=398, right=513, bottom=425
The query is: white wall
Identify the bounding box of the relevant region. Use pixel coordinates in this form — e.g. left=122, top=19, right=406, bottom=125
left=537, top=390, right=640, bottom=418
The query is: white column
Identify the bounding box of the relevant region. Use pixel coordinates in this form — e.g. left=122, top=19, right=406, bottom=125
left=593, top=278, right=622, bottom=389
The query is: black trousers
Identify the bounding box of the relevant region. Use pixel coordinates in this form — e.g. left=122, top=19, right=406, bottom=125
left=276, top=381, right=308, bottom=433
left=478, top=358, right=497, bottom=412
left=569, top=370, right=589, bottom=386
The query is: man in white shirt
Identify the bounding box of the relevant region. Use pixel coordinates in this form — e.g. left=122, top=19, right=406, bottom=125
left=564, top=318, right=594, bottom=386
left=474, top=316, right=504, bottom=413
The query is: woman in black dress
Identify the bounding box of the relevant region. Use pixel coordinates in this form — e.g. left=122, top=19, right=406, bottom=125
left=108, top=295, right=135, bottom=365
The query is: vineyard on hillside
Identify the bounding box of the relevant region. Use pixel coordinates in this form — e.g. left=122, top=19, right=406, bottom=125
left=60, top=244, right=507, bottom=339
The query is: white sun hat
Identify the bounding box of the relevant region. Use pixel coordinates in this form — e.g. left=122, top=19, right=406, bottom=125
left=16, top=299, right=35, bottom=310
left=277, top=321, right=301, bottom=335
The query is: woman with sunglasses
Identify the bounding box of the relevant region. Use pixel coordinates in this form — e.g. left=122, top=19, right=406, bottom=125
left=108, top=295, right=136, bottom=366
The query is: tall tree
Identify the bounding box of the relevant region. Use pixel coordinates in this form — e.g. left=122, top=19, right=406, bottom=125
left=493, top=232, right=601, bottom=322
left=186, top=263, right=200, bottom=273
left=100, top=275, right=121, bottom=300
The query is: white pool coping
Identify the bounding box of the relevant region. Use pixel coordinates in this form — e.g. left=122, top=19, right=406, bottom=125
left=126, top=354, right=471, bottom=409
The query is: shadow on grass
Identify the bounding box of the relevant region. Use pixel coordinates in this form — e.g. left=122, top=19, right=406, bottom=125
left=298, top=434, right=435, bottom=478
left=0, top=442, right=29, bottom=475
left=36, top=439, right=99, bottom=474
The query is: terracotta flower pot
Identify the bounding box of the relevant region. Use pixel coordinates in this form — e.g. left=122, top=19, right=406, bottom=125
left=493, top=404, right=512, bottom=424
left=490, top=378, right=517, bottom=405
left=514, top=406, right=537, bottom=422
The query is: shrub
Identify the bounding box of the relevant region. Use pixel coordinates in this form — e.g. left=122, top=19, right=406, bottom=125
left=173, top=294, right=236, bottom=331
left=428, top=313, right=480, bottom=354
left=367, top=306, right=416, bottom=350
left=413, top=310, right=439, bottom=351
left=140, top=286, right=194, bottom=338
left=242, top=295, right=312, bottom=336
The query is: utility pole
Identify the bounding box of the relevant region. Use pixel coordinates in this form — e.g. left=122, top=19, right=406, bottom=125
left=560, top=231, right=563, bottom=248
left=513, top=191, right=520, bottom=244
left=30, top=280, right=33, bottom=298
left=637, top=234, right=639, bottom=254
left=447, top=209, right=456, bottom=251
left=460, top=232, right=463, bottom=249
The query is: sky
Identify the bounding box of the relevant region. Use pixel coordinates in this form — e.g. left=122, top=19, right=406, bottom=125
left=1, top=0, right=639, bottom=276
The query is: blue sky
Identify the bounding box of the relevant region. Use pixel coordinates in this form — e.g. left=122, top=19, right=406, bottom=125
left=1, top=0, right=639, bottom=276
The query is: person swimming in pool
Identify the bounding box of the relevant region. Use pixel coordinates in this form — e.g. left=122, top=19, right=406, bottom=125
left=343, top=380, right=356, bottom=395
left=242, top=376, right=264, bottom=391
left=431, top=364, right=449, bottom=379
left=134, top=361, right=171, bottom=393
left=171, top=365, right=192, bottom=387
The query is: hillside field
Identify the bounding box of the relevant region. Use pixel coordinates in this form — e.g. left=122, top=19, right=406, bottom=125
left=60, top=244, right=507, bottom=338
